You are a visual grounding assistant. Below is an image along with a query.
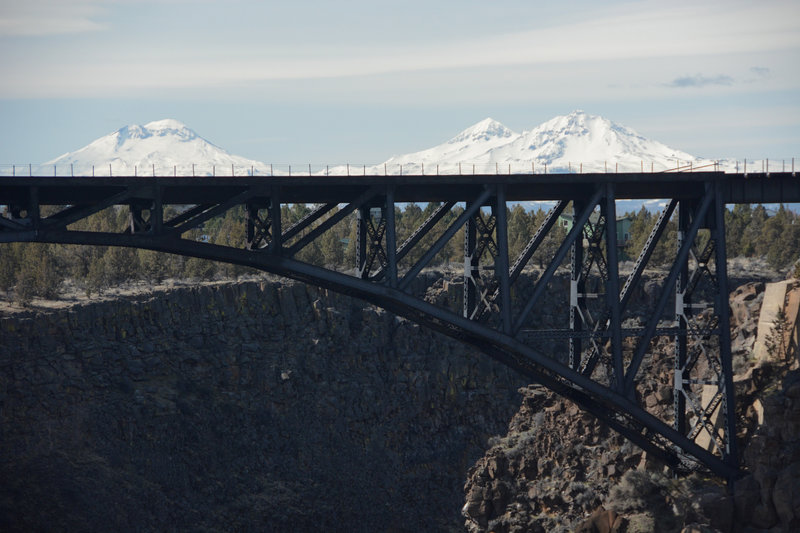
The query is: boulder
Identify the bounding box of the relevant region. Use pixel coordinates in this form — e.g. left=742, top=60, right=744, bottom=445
left=574, top=506, right=624, bottom=533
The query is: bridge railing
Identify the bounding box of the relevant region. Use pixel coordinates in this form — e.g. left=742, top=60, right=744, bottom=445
left=0, top=157, right=796, bottom=177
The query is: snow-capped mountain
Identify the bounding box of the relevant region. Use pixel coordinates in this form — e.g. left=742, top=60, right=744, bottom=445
left=44, top=119, right=268, bottom=176
left=22, top=112, right=746, bottom=178
left=382, top=118, right=518, bottom=170
left=351, top=110, right=715, bottom=175
left=495, top=111, right=703, bottom=172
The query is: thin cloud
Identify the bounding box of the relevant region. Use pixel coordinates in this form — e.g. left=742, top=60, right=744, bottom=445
left=668, top=74, right=735, bottom=88
left=2, top=0, right=799, bottom=96
left=0, top=0, right=106, bottom=36
left=750, top=66, right=771, bottom=77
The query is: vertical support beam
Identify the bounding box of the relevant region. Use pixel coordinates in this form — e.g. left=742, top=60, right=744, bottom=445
left=674, top=201, right=690, bottom=435
left=464, top=202, right=479, bottom=318
left=270, top=192, right=281, bottom=254
left=151, top=186, right=163, bottom=235
left=385, top=188, right=398, bottom=288
left=570, top=199, right=585, bottom=370
left=129, top=204, right=148, bottom=234
left=28, top=187, right=42, bottom=229
left=714, top=180, right=738, bottom=476
left=29, top=186, right=40, bottom=230
left=356, top=206, right=368, bottom=278
left=604, top=184, right=623, bottom=390
left=495, top=185, right=512, bottom=334
left=245, top=204, right=259, bottom=250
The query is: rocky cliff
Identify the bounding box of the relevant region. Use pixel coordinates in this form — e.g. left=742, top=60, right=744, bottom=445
left=462, top=280, right=800, bottom=533
left=0, top=278, right=528, bottom=532
left=4, top=271, right=798, bottom=532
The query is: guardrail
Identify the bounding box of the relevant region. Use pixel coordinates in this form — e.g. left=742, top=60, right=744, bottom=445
left=0, top=158, right=795, bottom=177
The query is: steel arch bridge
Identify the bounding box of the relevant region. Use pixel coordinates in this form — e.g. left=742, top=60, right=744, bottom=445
left=2, top=171, right=799, bottom=482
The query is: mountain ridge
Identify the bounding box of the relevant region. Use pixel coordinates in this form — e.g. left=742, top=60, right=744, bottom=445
left=23, top=112, right=743, bottom=177
left=371, top=110, right=708, bottom=175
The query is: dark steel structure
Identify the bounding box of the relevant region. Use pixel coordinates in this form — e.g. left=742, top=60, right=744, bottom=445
left=2, top=171, right=799, bottom=482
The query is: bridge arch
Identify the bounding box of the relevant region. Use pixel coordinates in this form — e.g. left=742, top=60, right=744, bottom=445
left=4, top=171, right=797, bottom=481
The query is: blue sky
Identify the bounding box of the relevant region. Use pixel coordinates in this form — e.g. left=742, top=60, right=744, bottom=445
left=1, top=0, right=798, bottom=165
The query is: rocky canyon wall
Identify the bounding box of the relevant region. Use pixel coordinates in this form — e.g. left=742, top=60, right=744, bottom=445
left=0, top=278, right=527, bottom=532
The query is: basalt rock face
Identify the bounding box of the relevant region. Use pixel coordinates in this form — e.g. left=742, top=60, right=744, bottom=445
left=0, top=279, right=527, bottom=532
left=463, top=280, right=800, bottom=533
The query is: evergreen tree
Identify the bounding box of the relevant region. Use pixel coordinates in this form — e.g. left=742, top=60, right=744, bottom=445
left=725, top=204, right=752, bottom=257
left=764, top=205, right=800, bottom=269
left=507, top=204, right=534, bottom=262
left=13, top=243, right=64, bottom=304
left=0, top=243, right=21, bottom=293
left=744, top=205, right=769, bottom=257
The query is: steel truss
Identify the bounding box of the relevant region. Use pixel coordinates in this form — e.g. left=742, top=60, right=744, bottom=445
left=4, top=172, right=794, bottom=482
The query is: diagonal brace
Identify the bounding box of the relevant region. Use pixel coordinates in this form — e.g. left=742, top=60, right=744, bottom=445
left=512, top=187, right=604, bottom=336
left=509, top=201, right=568, bottom=284
left=282, top=203, right=338, bottom=243
left=287, top=187, right=381, bottom=257
left=623, top=190, right=714, bottom=397
left=171, top=189, right=256, bottom=235
left=41, top=187, right=144, bottom=230
left=581, top=199, right=679, bottom=377
left=398, top=187, right=493, bottom=292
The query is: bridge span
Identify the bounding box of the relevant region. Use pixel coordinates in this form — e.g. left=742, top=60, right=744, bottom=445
left=2, top=171, right=799, bottom=482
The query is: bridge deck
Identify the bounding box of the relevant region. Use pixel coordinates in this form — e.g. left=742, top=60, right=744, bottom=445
left=0, top=171, right=798, bottom=205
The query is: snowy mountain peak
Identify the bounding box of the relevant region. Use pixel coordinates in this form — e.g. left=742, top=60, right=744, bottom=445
left=101, top=119, right=200, bottom=149
left=371, top=111, right=707, bottom=175
left=45, top=119, right=266, bottom=176
left=141, top=119, right=199, bottom=140
left=144, top=118, right=190, bottom=130
left=535, top=110, right=612, bottom=136
left=449, top=118, right=517, bottom=144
